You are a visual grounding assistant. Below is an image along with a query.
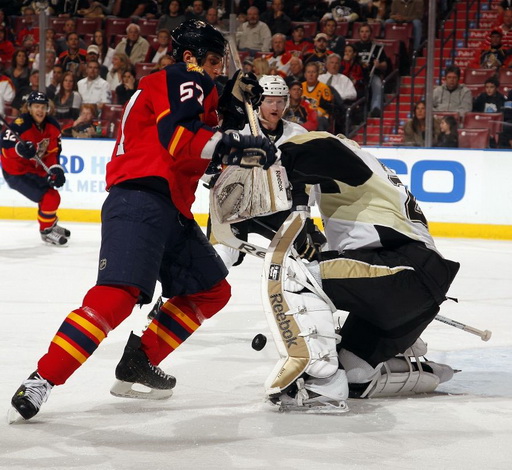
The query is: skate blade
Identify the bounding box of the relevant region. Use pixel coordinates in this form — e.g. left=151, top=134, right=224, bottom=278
left=110, top=379, right=173, bottom=400
left=7, top=406, right=25, bottom=424
left=277, top=400, right=349, bottom=415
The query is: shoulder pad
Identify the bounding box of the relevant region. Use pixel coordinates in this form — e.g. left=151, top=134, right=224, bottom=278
left=186, top=63, right=204, bottom=75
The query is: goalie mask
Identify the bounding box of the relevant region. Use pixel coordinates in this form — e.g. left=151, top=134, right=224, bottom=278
left=171, top=19, right=227, bottom=64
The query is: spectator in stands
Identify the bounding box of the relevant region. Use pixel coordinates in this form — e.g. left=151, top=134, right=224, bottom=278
left=403, top=100, right=441, bottom=147
left=106, top=52, right=132, bottom=91
left=77, top=0, right=114, bottom=17
left=15, top=6, right=39, bottom=48
left=62, top=103, right=99, bottom=138
left=114, top=23, right=150, bottom=65
left=236, top=6, right=272, bottom=54
left=113, top=0, right=149, bottom=18
left=386, top=0, right=424, bottom=53
left=55, top=19, right=87, bottom=56
left=46, top=63, right=65, bottom=99
left=41, top=49, right=57, bottom=87
left=485, top=8, right=512, bottom=51
left=11, top=69, right=39, bottom=117
left=283, top=80, right=318, bottom=130
left=58, top=32, right=87, bottom=78
left=340, top=43, right=365, bottom=97
left=471, top=30, right=508, bottom=71
left=0, top=72, right=15, bottom=116
left=322, top=18, right=346, bottom=57
left=0, top=24, right=15, bottom=66
left=77, top=59, right=112, bottom=108
left=158, top=0, right=186, bottom=32
left=185, top=0, right=206, bottom=20
left=303, top=33, right=333, bottom=74
left=264, top=33, right=293, bottom=77
left=321, top=0, right=361, bottom=23
left=5, top=48, right=30, bottom=90
left=355, top=22, right=389, bottom=117
left=32, top=29, right=59, bottom=71
left=434, top=115, right=459, bottom=148
left=319, top=53, right=357, bottom=102
left=85, top=45, right=109, bottom=79
left=260, top=0, right=292, bottom=36
left=433, top=65, right=473, bottom=117
left=145, top=29, right=173, bottom=63
left=285, top=24, right=312, bottom=57
left=473, top=76, right=506, bottom=113
left=302, top=61, right=333, bottom=131
left=115, top=69, right=138, bottom=106
left=91, top=30, right=115, bottom=72
left=253, top=56, right=271, bottom=78
left=284, top=56, right=305, bottom=86
left=238, top=0, right=268, bottom=15
left=205, top=6, right=228, bottom=32
left=53, top=71, right=82, bottom=121
left=242, top=57, right=255, bottom=74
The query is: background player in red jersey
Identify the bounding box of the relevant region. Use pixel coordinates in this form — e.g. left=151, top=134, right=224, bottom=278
left=1, top=91, right=69, bottom=246
left=9, top=20, right=276, bottom=421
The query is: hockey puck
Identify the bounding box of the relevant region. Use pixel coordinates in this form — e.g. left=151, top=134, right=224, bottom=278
left=251, top=333, right=267, bottom=351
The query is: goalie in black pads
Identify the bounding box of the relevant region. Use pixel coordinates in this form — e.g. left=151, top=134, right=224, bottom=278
left=262, top=132, right=459, bottom=411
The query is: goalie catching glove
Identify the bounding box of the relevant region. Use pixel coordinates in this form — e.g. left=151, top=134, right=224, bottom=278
left=215, top=130, right=277, bottom=170
left=218, top=70, right=263, bottom=130
left=47, top=164, right=66, bottom=188
left=294, top=218, right=327, bottom=261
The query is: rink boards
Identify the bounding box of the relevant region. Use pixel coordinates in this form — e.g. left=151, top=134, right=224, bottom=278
left=1, top=138, right=511, bottom=239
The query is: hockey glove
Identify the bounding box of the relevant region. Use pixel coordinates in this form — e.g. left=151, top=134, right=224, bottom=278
left=15, top=140, right=37, bottom=159
left=216, top=131, right=277, bottom=169
left=294, top=218, right=327, bottom=262
left=47, top=164, right=66, bottom=188
left=218, top=70, right=263, bottom=130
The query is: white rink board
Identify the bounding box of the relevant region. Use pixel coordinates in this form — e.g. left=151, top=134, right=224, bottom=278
left=1, top=139, right=512, bottom=226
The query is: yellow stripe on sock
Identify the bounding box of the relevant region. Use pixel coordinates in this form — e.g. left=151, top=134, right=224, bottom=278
left=162, top=302, right=201, bottom=331
left=68, top=312, right=106, bottom=342
left=52, top=335, right=87, bottom=364
left=148, top=322, right=180, bottom=349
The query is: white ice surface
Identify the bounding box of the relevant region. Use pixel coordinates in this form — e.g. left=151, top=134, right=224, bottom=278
left=1, top=220, right=512, bottom=469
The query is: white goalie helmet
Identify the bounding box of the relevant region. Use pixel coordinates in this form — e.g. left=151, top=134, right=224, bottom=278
left=258, top=75, right=290, bottom=111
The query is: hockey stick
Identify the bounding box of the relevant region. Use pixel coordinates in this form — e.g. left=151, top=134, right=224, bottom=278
left=434, top=314, right=492, bottom=341
left=0, top=114, right=51, bottom=174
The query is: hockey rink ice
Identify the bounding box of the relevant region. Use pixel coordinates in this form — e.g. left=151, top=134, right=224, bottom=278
left=1, top=219, right=512, bottom=469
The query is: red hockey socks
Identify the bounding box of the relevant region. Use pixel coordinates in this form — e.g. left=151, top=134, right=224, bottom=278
left=38, top=285, right=139, bottom=385
left=141, top=279, right=231, bottom=365
left=38, top=189, right=61, bottom=231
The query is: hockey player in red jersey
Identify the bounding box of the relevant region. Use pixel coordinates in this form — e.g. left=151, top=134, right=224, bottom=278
left=9, top=19, right=275, bottom=421
left=1, top=91, right=69, bottom=246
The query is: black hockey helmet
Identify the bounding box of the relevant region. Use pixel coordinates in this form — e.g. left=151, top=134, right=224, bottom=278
left=27, top=91, right=49, bottom=106
left=171, top=19, right=226, bottom=64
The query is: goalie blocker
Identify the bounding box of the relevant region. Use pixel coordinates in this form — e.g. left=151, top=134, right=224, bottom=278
left=261, top=212, right=348, bottom=413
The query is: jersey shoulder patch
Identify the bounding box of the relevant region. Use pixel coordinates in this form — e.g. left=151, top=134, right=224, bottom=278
left=14, top=117, right=24, bottom=126
left=186, top=63, right=204, bottom=75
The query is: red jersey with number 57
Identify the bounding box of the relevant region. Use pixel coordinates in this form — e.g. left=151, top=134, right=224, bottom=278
left=106, top=62, right=219, bottom=219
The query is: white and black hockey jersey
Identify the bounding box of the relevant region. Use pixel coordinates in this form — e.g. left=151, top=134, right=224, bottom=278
left=279, top=132, right=438, bottom=253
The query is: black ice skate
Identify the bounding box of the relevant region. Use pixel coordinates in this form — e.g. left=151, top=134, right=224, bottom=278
left=40, top=226, right=68, bottom=246
left=8, top=371, right=53, bottom=423
left=110, top=332, right=176, bottom=400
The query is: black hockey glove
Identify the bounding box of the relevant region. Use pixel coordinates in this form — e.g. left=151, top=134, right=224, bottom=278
left=216, top=131, right=277, bottom=170
left=15, top=140, right=37, bottom=159
left=218, top=70, right=263, bottom=130
left=294, top=218, right=327, bottom=262
left=47, top=164, right=66, bottom=188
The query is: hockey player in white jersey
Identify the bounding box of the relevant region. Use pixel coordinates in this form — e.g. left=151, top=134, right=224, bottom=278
left=261, top=132, right=460, bottom=411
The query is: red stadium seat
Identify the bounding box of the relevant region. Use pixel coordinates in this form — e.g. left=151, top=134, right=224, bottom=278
left=100, top=104, right=124, bottom=122
left=465, top=83, right=486, bottom=97
left=291, top=21, right=318, bottom=40
left=335, top=21, right=349, bottom=37
left=135, top=62, right=155, bottom=79
left=464, top=68, right=496, bottom=85
left=384, top=22, right=413, bottom=53
left=138, top=19, right=159, bottom=36
left=457, top=128, right=490, bottom=148
left=13, top=15, right=38, bottom=34
left=48, top=17, right=68, bottom=34
left=105, top=18, right=133, bottom=47
left=352, top=22, right=382, bottom=39
left=463, top=112, right=503, bottom=143
left=75, top=17, right=102, bottom=36
left=498, top=68, right=512, bottom=87
left=433, top=111, right=460, bottom=123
